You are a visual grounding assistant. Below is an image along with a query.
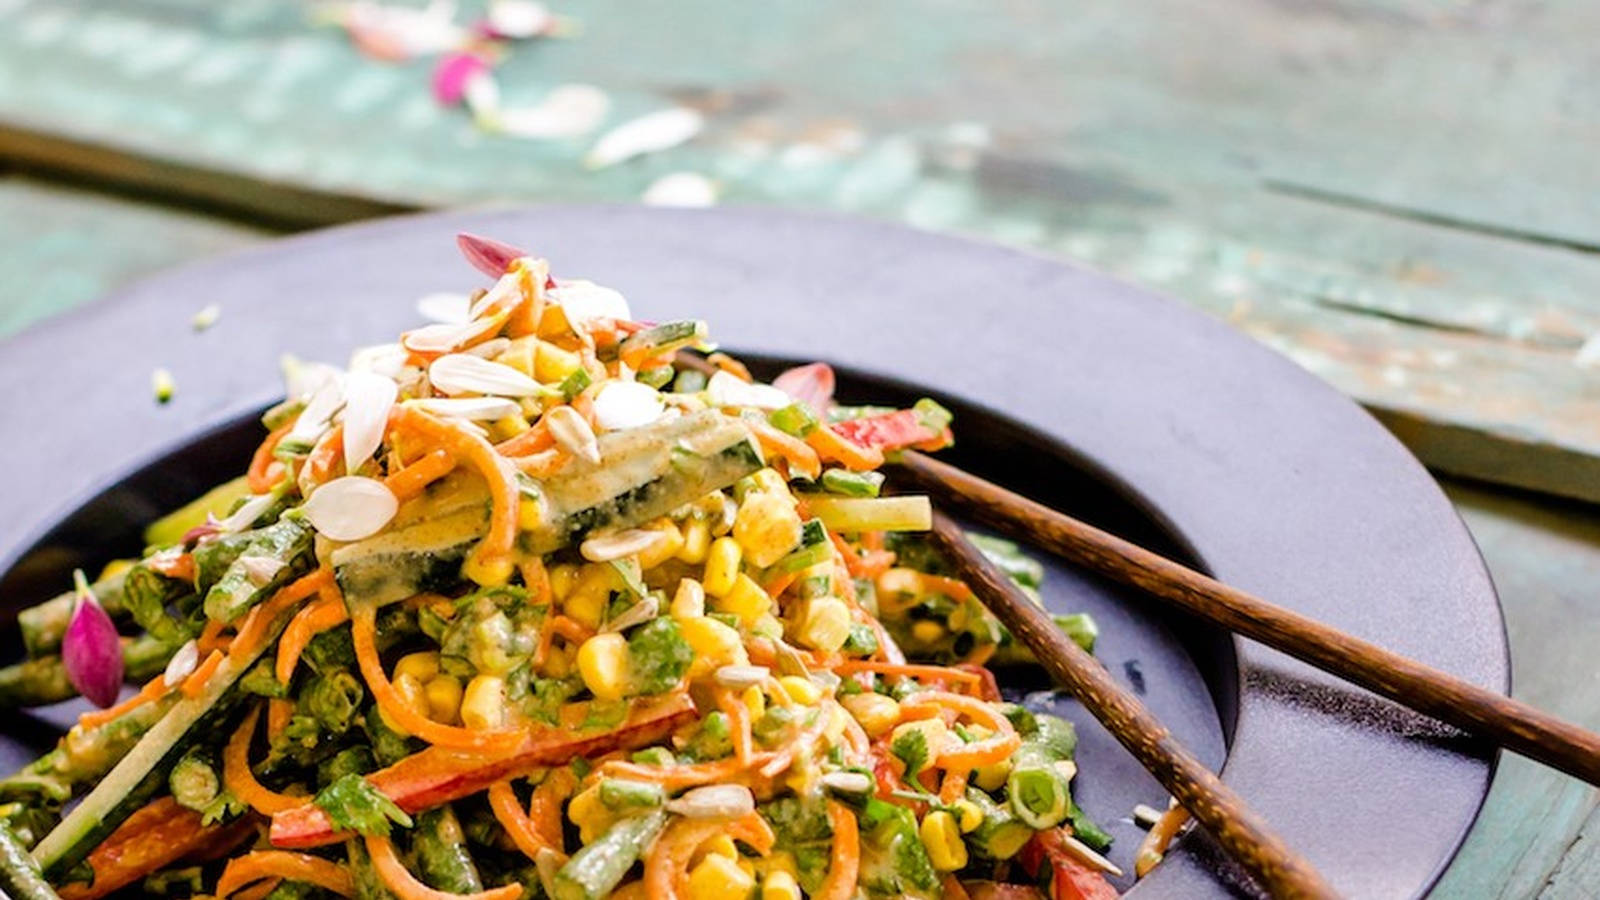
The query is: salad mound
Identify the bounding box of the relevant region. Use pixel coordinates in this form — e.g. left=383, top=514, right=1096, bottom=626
left=0, top=233, right=1115, bottom=900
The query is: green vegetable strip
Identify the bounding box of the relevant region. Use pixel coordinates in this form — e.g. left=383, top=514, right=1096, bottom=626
left=17, top=570, right=131, bottom=658
left=552, top=810, right=667, bottom=900
left=347, top=838, right=399, bottom=900
left=597, top=778, right=664, bottom=812
left=203, top=518, right=315, bottom=623
left=0, top=824, right=58, bottom=900
left=412, top=806, right=484, bottom=894
left=819, top=468, right=884, bottom=498
left=0, top=636, right=176, bottom=709
left=1006, top=716, right=1079, bottom=830
left=769, top=403, right=819, bottom=438
left=966, top=788, right=1033, bottom=860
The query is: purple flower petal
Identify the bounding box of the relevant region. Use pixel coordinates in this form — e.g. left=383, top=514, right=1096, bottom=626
left=63, top=571, right=124, bottom=708
left=433, top=53, right=490, bottom=106
left=456, top=232, right=526, bottom=278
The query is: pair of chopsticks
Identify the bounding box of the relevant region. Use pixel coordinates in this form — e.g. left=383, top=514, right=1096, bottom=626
left=898, top=449, right=1600, bottom=899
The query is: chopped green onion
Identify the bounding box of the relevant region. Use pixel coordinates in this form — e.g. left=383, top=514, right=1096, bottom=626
left=772, top=519, right=830, bottom=572
left=1053, top=612, right=1099, bottom=653
left=637, top=365, right=675, bottom=389
left=152, top=368, right=176, bottom=404
left=599, top=778, right=666, bottom=811
left=820, top=468, right=884, bottom=498
left=913, top=398, right=954, bottom=433
left=630, top=747, right=676, bottom=766
left=768, top=402, right=819, bottom=437
left=559, top=368, right=593, bottom=401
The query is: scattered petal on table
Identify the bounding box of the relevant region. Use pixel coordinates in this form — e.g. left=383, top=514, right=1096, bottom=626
left=433, top=52, right=490, bottom=105
left=641, top=171, right=719, bottom=207
left=584, top=107, right=704, bottom=169
left=498, top=84, right=611, bottom=139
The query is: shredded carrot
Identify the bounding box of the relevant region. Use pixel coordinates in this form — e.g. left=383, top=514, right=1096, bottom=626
left=748, top=419, right=822, bottom=479
left=706, top=352, right=753, bottom=382
left=829, top=531, right=868, bottom=577
left=644, top=811, right=774, bottom=898
left=493, top=420, right=553, bottom=457
left=527, top=768, right=577, bottom=849
left=549, top=615, right=593, bottom=645
left=901, top=691, right=1020, bottom=770
left=384, top=448, right=457, bottom=502
left=181, top=650, right=224, bottom=697
left=77, top=674, right=169, bottom=731
left=807, top=423, right=884, bottom=471
left=762, top=569, right=800, bottom=598
left=816, top=801, right=861, bottom=900
left=276, top=592, right=350, bottom=683
left=146, top=551, right=196, bottom=581
left=351, top=605, right=523, bottom=752
left=225, top=705, right=308, bottom=815
left=716, top=688, right=754, bottom=766
left=249, top=424, right=293, bottom=493
left=918, top=574, right=977, bottom=603
left=197, top=617, right=228, bottom=653
left=520, top=557, right=553, bottom=607
left=267, top=697, right=294, bottom=741
left=488, top=780, right=552, bottom=861
left=758, top=705, right=830, bottom=779
left=366, top=834, right=522, bottom=900
left=938, top=768, right=969, bottom=804
left=304, top=424, right=346, bottom=486
left=230, top=877, right=284, bottom=900
left=231, top=569, right=332, bottom=663
left=216, top=850, right=354, bottom=898
left=832, top=660, right=982, bottom=686
left=395, top=407, right=520, bottom=576
left=610, top=884, right=647, bottom=900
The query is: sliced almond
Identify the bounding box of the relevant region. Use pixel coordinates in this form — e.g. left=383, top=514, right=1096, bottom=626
left=580, top=528, right=666, bottom=563
left=218, top=491, right=279, bottom=534
left=546, top=405, right=601, bottom=465
left=342, top=371, right=398, bottom=475
left=163, top=639, right=200, bottom=688
left=430, top=353, right=543, bottom=397
left=601, top=596, right=661, bottom=633
left=287, top=377, right=346, bottom=445
left=713, top=665, right=770, bottom=690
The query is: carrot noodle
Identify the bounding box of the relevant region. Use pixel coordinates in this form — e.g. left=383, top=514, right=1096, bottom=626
left=248, top=423, right=293, bottom=493
left=941, top=875, right=975, bottom=900
left=229, top=878, right=284, bottom=900
left=918, top=574, right=977, bottom=603
left=181, top=650, right=224, bottom=698
left=267, top=697, right=294, bottom=741
left=276, top=592, right=350, bottom=684
left=57, top=797, right=217, bottom=900
left=488, top=780, right=552, bottom=860
left=645, top=811, right=774, bottom=899
left=549, top=615, right=594, bottom=645
left=939, top=769, right=970, bottom=804
left=365, top=834, right=521, bottom=900
left=716, top=688, right=754, bottom=766
left=706, top=352, right=753, bottom=382
left=197, top=617, right=228, bottom=653
left=519, top=557, right=553, bottom=607
left=394, top=407, right=520, bottom=578
left=77, top=674, right=169, bottom=731
left=748, top=419, right=822, bottom=479
left=832, top=660, right=982, bottom=687
left=304, top=424, right=346, bottom=486
left=217, top=851, right=355, bottom=898
left=815, top=802, right=860, bottom=900
left=527, top=768, right=576, bottom=849
left=385, top=448, right=457, bottom=502
left=225, top=705, right=308, bottom=815
left=351, top=605, right=523, bottom=752
left=230, top=569, right=332, bottom=664
left=494, top=420, right=553, bottom=457
left=900, top=692, right=1020, bottom=770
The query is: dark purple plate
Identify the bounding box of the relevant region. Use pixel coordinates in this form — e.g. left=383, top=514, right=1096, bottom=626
left=0, top=207, right=1505, bottom=898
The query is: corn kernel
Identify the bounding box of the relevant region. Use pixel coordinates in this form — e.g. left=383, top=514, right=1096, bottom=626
left=671, top=579, right=706, bottom=620
left=762, top=870, right=801, bottom=900
left=920, top=810, right=968, bottom=871
left=567, top=784, right=615, bottom=844
left=393, top=673, right=430, bottom=718
left=463, top=553, right=514, bottom=587
left=777, top=675, right=822, bottom=706
left=677, top=518, right=711, bottom=564
left=693, top=834, right=739, bottom=865
left=877, top=567, right=922, bottom=599
left=425, top=675, right=464, bottom=724
left=757, top=851, right=798, bottom=881
left=549, top=564, right=580, bottom=600
left=394, top=651, right=441, bottom=684
left=99, top=559, right=136, bottom=581
left=577, top=633, right=630, bottom=702
left=535, top=341, right=582, bottom=383
left=797, top=596, right=852, bottom=653
left=741, top=685, right=766, bottom=720
left=544, top=645, right=573, bottom=679
left=733, top=492, right=803, bottom=568
left=841, top=692, right=901, bottom=738
left=518, top=496, right=543, bottom=531
left=890, top=718, right=950, bottom=775
left=952, top=798, right=985, bottom=833
left=681, top=617, right=749, bottom=670
left=496, top=337, right=539, bottom=377
left=460, top=675, right=505, bottom=730
left=637, top=520, right=685, bottom=569
left=489, top=414, right=531, bottom=442
left=973, top=757, right=1013, bottom=792
left=715, top=574, right=771, bottom=626
left=565, top=565, right=615, bottom=630
left=703, top=538, right=742, bottom=598
left=688, top=853, right=755, bottom=899
left=911, top=620, right=946, bottom=644
left=751, top=614, right=785, bottom=641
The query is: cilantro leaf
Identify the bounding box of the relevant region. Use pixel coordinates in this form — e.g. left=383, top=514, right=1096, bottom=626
left=889, top=727, right=928, bottom=777
left=314, top=774, right=413, bottom=836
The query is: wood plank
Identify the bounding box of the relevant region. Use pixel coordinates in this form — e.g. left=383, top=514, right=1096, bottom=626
left=0, top=177, right=263, bottom=338
left=3, top=0, right=1598, bottom=499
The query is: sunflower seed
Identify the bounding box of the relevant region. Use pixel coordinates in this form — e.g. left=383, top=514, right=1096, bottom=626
left=580, top=528, right=666, bottom=562
left=713, top=665, right=770, bottom=690
left=546, top=405, right=601, bottom=464
left=666, top=784, right=755, bottom=819
left=163, top=639, right=199, bottom=688
left=601, top=596, right=661, bottom=633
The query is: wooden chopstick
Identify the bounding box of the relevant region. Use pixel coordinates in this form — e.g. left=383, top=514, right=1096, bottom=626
left=900, top=449, right=1600, bottom=787
left=929, top=511, right=1339, bottom=899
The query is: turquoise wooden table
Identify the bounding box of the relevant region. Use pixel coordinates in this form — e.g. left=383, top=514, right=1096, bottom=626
left=3, top=1, right=1599, bottom=895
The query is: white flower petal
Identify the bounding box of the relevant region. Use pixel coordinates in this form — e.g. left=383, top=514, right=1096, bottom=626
left=469, top=269, right=527, bottom=320
left=706, top=370, right=791, bottom=410
left=303, top=476, right=399, bottom=542
left=281, top=355, right=342, bottom=401
left=408, top=397, right=522, bottom=421
left=416, top=292, right=473, bottom=324
left=164, top=640, right=199, bottom=688
left=218, top=492, right=279, bottom=534
left=592, top=381, right=665, bottom=431
left=430, top=353, right=543, bottom=397
left=487, top=0, right=551, bottom=37
left=585, top=107, right=703, bottom=169
left=465, top=70, right=502, bottom=120
left=402, top=319, right=495, bottom=354
left=288, top=376, right=347, bottom=444
left=547, top=279, right=631, bottom=323
left=342, top=371, right=398, bottom=474
left=642, top=172, right=719, bottom=208
left=499, top=84, right=611, bottom=139
left=666, top=785, right=755, bottom=819
left=349, top=343, right=412, bottom=379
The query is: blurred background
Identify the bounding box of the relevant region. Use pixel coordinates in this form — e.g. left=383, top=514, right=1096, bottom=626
left=1, top=1, right=1597, bottom=895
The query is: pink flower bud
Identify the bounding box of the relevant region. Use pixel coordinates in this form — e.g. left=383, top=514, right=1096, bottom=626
left=63, top=571, right=124, bottom=708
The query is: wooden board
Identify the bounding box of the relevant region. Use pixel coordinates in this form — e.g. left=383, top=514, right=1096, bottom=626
left=3, top=0, right=1598, bottom=500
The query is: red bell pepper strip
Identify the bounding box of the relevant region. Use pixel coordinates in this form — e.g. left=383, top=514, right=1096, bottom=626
left=269, top=693, right=695, bottom=849
left=832, top=408, right=953, bottom=453
left=1019, top=828, right=1120, bottom=900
